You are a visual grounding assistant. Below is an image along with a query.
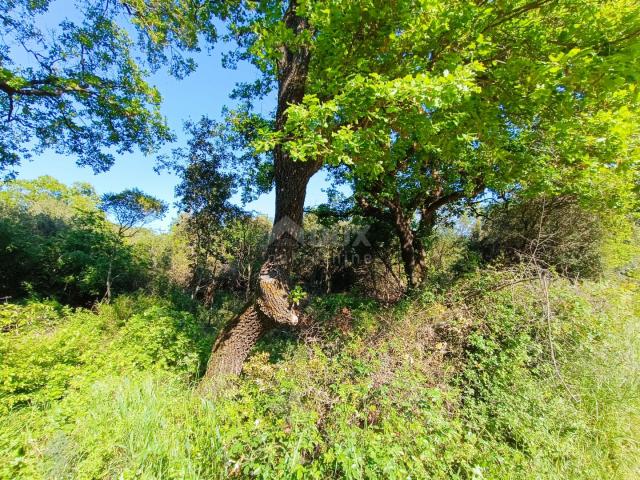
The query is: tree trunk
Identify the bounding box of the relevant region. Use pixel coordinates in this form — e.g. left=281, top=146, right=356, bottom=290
left=395, top=209, right=434, bottom=290
left=103, top=257, right=113, bottom=303
left=201, top=303, right=266, bottom=382
left=396, top=218, right=420, bottom=289
left=199, top=0, right=320, bottom=388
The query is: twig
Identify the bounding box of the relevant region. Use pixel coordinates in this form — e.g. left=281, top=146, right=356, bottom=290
left=538, top=268, right=580, bottom=404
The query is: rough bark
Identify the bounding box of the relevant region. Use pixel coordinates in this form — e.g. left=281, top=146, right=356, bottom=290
left=199, top=0, right=321, bottom=387
left=200, top=303, right=266, bottom=385
left=395, top=214, right=430, bottom=290
left=395, top=215, right=419, bottom=289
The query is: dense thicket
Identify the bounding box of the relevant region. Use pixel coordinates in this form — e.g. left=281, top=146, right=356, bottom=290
left=1, top=0, right=639, bottom=476
left=0, top=177, right=150, bottom=303
left=1, top=175, right=639, bottom=478
left=473, top=196, right=609, bottom=278
left=0, top=176, right=275, bottom=305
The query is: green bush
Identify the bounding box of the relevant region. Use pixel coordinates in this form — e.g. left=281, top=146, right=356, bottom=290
left=473, top=196, right=632, bottom=279
left=0, top=297, right=213, bottom=416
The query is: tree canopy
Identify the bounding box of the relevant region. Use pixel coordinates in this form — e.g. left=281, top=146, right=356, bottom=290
left=173, top=0, right=640, bottom=287
left=5, top=1, right=637, bottom=205
left=0, top=0, right=224, bottom=175
left=254, top=0, right=639, bottom=206
left=101, top=188, right=167, bottom=235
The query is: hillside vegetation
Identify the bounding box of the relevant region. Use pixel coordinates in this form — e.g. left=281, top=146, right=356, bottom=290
left=2, top=1, right=640, bottom=478
left=1, top=268, right=638, bottom=479
left=1, top=179, right=638, bottom=478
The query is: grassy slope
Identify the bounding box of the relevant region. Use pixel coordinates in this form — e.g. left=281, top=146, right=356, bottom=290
left=1, top=266, right=638, bottom=479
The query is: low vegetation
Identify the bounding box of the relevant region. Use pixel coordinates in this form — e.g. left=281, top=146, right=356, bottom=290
left=1, top=177, right=638, bottom=479
left=1, top=261, right=638, bottom=479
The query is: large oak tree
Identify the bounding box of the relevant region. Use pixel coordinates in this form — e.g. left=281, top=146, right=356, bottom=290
left=200, top=0, right=639, bottom=381
left=277, top=0, right=640, bottom=288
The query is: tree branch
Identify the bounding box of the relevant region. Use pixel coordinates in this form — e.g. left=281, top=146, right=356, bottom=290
left=0, top=76, right=95, bottom=99
left=482, top=0, right=557, bottom=33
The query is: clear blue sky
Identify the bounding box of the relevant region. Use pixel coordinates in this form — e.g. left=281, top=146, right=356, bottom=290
left=14, top=20, right=337, bottom=231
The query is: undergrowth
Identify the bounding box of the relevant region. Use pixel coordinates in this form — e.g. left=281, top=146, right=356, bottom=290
left=1, top=267, right=638, bottom=479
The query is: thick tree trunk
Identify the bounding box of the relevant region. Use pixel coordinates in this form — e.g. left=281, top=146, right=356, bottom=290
left=395, top=210, right=434, bottom=290
left=201, top=303, right=266, bottom=381
left=199, top=163, right=319, bottom=385
left=199, top=1, right=320, bottom=388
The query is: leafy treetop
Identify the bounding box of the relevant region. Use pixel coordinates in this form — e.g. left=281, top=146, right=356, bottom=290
left=216, top=1, right=639, bottom=213
left=3, top=0, right=638, bottom=217
left=100, top=188, right=167, bottom=235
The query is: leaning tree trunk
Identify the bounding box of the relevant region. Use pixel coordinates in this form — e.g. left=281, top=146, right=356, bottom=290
left=200, top=165, right=317, bottom=384
left=199, top=1, right=320, bottom=390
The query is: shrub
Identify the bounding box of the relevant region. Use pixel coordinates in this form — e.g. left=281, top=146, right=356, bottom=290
left=474, top=196, right=617, bottom=278
left=0, top=297, right=213, bottom=417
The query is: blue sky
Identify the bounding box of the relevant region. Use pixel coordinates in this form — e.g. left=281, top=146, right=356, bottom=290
left=14, top=16, right=336, bottom=231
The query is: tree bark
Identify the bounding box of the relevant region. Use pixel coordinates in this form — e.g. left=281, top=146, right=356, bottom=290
left=395, top=216, right=422, bottom=289
left=201, top=303, right=266, bottom=383
left=355, top=192, right=429, bottom=290
left=199, top=0, right=320, bottom=387
left=104, top=258, right=113, bottom=303
left=393, top=204, right=438, bottom=290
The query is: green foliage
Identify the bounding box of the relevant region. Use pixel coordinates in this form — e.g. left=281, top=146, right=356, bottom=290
left=106, top=305, right=211, bottom=375
left=220, top=216, right=271, bottom=294
left=167, top=119, right=273, bottom=299
left=474, top=195, right=631, bottom=278
left=2, top=3, right=640, bottom=478
left=100, top=188, right=168, bottom=234
left=288, top=285, right=308, bottom=306
left=0, top=177, right=153, bottom=303
left=2, top=259, right=638, bottom=478
left=457, top=271, right=640, bottom=478
left=224, top=0, right=640, bottom=215
left=0, top=301, right=105, bottom=413
left=186, top=0, right=640, bottom=292
left=0, top=296, right=213, bottom=419
left=0, top=0, right=191, bottom=174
